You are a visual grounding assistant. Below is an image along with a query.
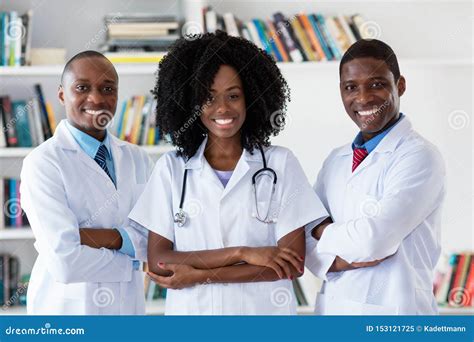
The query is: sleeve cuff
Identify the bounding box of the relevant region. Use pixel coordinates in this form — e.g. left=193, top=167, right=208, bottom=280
left=132, top=260, right=141, bottom=271
left=117, top=227, right=136, bottom=258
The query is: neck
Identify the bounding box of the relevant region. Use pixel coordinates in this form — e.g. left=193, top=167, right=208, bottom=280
left=204, top=134, right=242, bottom=170
left=361, top=112, right=400, bottom=142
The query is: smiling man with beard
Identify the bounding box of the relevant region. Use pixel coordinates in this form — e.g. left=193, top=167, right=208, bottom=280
left=305, top=39, right=446, bottom=315
left=20, top=51, right=152, bottom=315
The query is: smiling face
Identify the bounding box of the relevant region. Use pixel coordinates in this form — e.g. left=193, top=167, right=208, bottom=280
left=200, top=65, right=246, bottom=142
left=340, top=57, right=406, bottom=141
left=58, top=56, right=118, bottom=140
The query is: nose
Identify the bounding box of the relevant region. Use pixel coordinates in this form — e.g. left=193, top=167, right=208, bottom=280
left=87, top=88, right=105, bottom=104
left=215, top=96, right=229, bottom=114
left=355, top=87, right=374, bottom=105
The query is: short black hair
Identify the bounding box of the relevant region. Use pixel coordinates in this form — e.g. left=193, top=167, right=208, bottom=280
left=339, top=39, right=400, bottom=81
left=152, top=30, right=290, bottom=159
left=61, top=50, right=117, bottom=84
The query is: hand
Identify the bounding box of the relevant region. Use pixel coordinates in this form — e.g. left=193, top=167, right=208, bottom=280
left=147, top=263, right=204, bottom=290
left=311, top=217, right=333, bottom=240
left=240, top=246, right=304, bottom=279
left=329, top=255, right=389, bottom=272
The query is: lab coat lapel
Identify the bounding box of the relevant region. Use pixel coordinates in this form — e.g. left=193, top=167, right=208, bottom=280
left=221, top=149, right=249, bottom=199
left=55, top=120, right=111, bottom=183
left=348, top=117, right=412, bottom=179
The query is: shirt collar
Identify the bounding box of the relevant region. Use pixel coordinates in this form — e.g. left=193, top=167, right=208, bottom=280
left=352, top=113, right=405, bottom=153
left=65, top=120, right=112, bottom=159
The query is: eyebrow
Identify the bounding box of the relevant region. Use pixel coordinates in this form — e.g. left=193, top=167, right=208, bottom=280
left=73, top=78, right=117, bottom=84
left=342, top=76, right=389, bottom=83
left=210, top=85, right=242, bottom=92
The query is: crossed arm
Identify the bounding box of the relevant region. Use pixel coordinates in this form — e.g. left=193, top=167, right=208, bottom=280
left=310, top=217, right=388, bottom=273
left=146, top=227, right=306, bottom=290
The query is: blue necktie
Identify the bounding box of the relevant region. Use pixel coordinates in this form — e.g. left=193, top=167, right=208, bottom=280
left=94, top=144, right=113, bottom=182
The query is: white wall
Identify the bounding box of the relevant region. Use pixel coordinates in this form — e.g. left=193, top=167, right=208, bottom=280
left=2, top=0, right=472, bottom=256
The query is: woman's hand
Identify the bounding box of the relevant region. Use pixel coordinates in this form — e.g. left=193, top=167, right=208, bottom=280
left=147, top=263, right=205, bottom=289
left=240, top=246, right=304, bottom=279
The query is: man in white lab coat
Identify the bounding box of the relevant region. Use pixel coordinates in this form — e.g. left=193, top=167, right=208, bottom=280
left=20, top=51, right=152, bottom=314
left=306, top=39, right=446, bottom=315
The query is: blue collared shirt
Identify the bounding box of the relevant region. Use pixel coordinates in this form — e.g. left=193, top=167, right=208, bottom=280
left=65, top=121, right=137, bottom=265
left=352, top=113, right=405, bottom=153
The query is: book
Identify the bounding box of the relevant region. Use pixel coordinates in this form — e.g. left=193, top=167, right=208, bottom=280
left=0, top=96, right=18, bottom=147
left=33, top=84, right=52, bottom=140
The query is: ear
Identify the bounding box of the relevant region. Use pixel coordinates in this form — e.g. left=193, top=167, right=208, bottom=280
left=58, top=85, right=65, bottom=105
left=397, top=76, right=406, bottom=97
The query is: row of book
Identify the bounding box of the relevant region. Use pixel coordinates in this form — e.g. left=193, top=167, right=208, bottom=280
left=109, top=96, right=162, bottom=146
left=144, top=274, right=167, bottom=302
left=102, top=13, right=178, bottom=64
left=0, top=85, right=56, bottom=148
left=0, top=92, right=165, bottom=148
left=201, top=8, right=370, bottom=62
left=1, top=179, right=28, bottom=229
left=434, top=253, right=473, bottom=307
left=0, top=254, right=27, bottom=306
left=0, top=11, right=33, bottom=66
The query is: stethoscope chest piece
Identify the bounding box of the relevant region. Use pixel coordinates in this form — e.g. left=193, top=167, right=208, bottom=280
left=174, top=208, right=187, bottom=227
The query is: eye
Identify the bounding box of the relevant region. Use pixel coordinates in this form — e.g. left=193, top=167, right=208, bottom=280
left=75, top=84, right=88, bottom=92
left=370, top=82, right=385, bottom=89
left=205, top=96, right=215, bottom=105
left=344, top=84, right=356, bottom=91
left=229, top=93, right=240, bottom=100
left=103, top=86, right=115, bottom=93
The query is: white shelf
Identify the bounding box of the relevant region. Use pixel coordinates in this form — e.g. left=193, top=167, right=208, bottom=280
left=438, top=306, right=474, bottom=315
left=145, top=300, right=166, bottom=315
left=0, top=305, right=27, bottom=315
left=0, top=228, right=34, bottom=240
left=0, top=59, right=471, bottom=77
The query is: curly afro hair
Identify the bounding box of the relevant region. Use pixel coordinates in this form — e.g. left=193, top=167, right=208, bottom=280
left=152, top=30, right=291, bottom=159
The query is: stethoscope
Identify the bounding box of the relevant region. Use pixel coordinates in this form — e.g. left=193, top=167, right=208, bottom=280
left=173, top=145, right=278, bottom=227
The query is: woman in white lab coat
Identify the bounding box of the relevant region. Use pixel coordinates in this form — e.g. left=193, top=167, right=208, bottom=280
left=129, top=31, right=328, bottom=315
left=20, top=51, right=152, bottom=315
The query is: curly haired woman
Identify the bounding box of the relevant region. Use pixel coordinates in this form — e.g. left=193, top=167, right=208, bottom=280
left=129, top=31, right=328, bottom=315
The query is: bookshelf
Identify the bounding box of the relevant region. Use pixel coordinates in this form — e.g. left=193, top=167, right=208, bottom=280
left=1, top=0, right=472, bottom=315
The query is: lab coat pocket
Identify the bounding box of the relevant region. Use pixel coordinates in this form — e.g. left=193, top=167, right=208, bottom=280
left=132, top=183, right=147, bottom=204
left=246, top=200, right=278, bottom=246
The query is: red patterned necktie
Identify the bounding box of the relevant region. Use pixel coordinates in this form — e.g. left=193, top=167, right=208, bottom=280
left=352, top=147, right=368, bottom=172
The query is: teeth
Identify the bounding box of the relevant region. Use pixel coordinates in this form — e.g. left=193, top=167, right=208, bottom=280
left=214, top=118, right=233, bottom=125
left=84, top=109, right=110, bottom=115
left=357, top=108, right=380, bottom=116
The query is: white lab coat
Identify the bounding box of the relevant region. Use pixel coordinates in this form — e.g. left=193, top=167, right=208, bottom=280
left=129, top=137, right=328, bottom=315
left=305, top=116, right=446, bottom=315
left=20, top=120, right=153, bottom=315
